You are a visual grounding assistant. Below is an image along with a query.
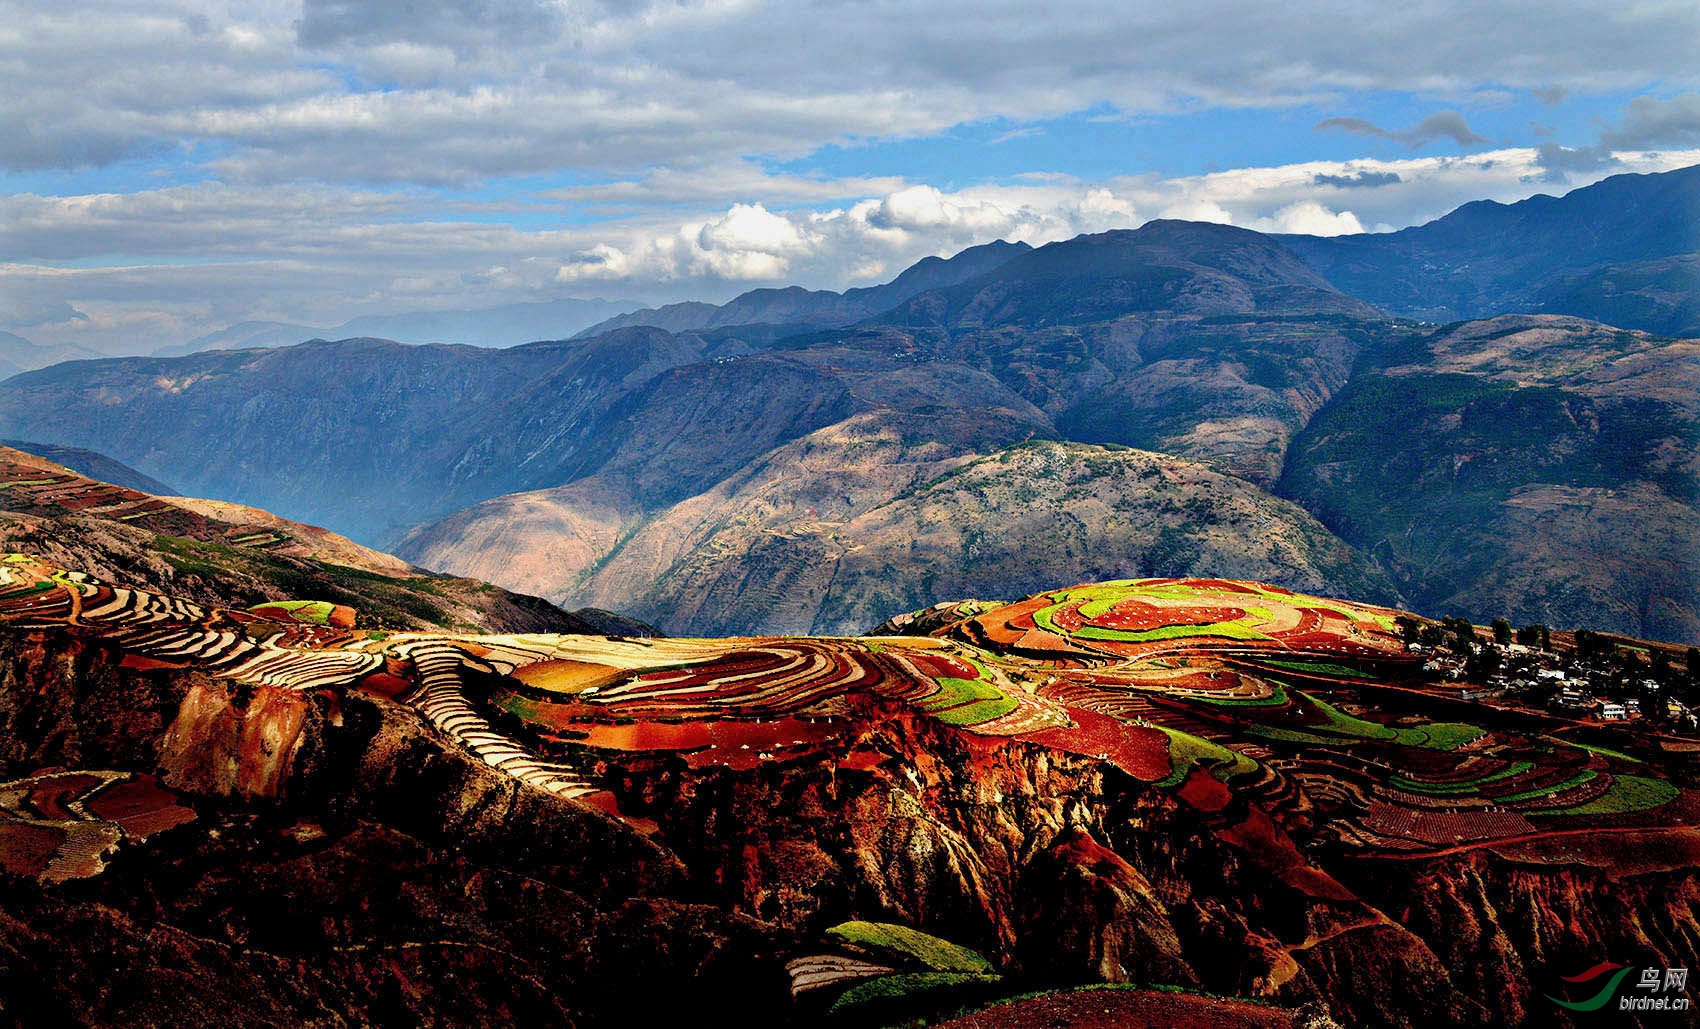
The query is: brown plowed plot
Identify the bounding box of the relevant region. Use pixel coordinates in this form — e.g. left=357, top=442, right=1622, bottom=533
left=83, top=776, right=195, bottom=839
left=512, top=659, right=627, bottom=693
left=907, top=652, right=979, bottom=679
left=936, top=988, right=1293, bottom=1029
left=0, top=822, right=67, bottom=878
left=586, top=643, right=892, bottom=719
left=582, top=721, right=714, bottom=751
left=26, top=774, right=104, bottom=820
left=1050, top=603, right=1086, bottom=632
left=1363, top=802, right=1535, bottom=845
left=960, top=597, right=1048, bottom=647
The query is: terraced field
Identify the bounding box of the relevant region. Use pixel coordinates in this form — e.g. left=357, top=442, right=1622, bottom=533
left=0, top=449, right=295, bottom=552
left=0, top=559, right=1688, bottom=867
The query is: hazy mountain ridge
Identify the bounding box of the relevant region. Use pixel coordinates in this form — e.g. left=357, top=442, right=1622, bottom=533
left=1278, top=314, right=1700, bottom=641
left=573, top=239, right=1034, bottom=336
left=0, top=330, right=107, bottom=380
left=4, top=166, right=1697, bottom=639
left=1281, top=163, right=1700, bottom=330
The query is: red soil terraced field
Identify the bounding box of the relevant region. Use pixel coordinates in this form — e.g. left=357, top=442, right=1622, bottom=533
left=1, top=554, right=1694, bottom=868
left=0, top=447, right=292, bottom=551
left=953, top=579, right=1411, bottom=668
left=0, top=446, right=413, bottom=575
left=0, top=770, right=194, bottom=883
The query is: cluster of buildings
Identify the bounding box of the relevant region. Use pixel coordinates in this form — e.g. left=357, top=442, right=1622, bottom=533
left=1411, top=637, right=1694, bottom=728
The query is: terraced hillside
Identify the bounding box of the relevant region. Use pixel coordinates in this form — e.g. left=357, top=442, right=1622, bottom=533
left=0, top=446, right=597, bottom=634
left=2, top=557, right=1695, bottom=1027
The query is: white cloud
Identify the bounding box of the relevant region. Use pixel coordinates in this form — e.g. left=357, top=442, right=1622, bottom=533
left=6, top=147, right=1698, bottom=355
left=1253, top=200, right=1365, bottom=236
left=4, top=1, right=1699, bottom=181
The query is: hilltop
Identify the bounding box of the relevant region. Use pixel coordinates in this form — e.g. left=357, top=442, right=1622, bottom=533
left=0, top=446, right=606, bottom=634
left=401, top=418, right=1393, bottom=636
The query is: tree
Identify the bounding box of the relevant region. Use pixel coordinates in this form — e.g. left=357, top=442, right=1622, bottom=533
left=1576, top=629, right=1615, bottom=661
left=1395, top=616, right=1422, bottom=643
left=1491, top=618, right=1513, bottom=645
left=1441, top=615, right=1476, bottom=654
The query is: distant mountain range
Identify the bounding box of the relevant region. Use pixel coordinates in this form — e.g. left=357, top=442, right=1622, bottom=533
left=573, top=239, right=1033, bottom=337
left=149, top=296, right=646, bottom=358
left=0, top=331, right=106, bottom=379
left=1280, top=163, right=1700, bottom=334
left=2, top=164, right=1695, bottom=641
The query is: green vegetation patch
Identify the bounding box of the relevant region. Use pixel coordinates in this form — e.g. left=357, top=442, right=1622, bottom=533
left=915, top=655, right=1019, bottom=726
left=1249, top=690, right=1484, bottom=751
left=1257, top=658, right=1367, bottom=678
left=1569, top=741, right=1645, bottom=764
left=826, top=972, right=1002, bottom=1015
left=1495, top=769, right=1598, bottom=804
left=1156, top=727, right=1258, bottom=787
left=1069, top=620, right=1272, bottom=644
left=1390, top=761, right=1533, bottom=795
left=1187, top=682, right=1290, bottom=708
left=1536, top=774, right=1676, bottom=817
left=825, top=921, right=994, bottom=974
left=248, top=599, right=339, bottom=625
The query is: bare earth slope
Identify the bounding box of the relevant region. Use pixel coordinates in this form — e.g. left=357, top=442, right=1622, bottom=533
left=400, top=413, right=1393, bottom=635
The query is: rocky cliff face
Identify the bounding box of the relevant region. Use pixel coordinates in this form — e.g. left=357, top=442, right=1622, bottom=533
left=0, top=623, right=788, bottom=1029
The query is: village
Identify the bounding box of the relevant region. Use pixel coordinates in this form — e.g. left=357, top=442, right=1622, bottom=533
left=1403, top=614, right=1700, bottom=732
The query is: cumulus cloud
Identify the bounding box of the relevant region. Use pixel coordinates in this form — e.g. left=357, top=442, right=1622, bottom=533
left=4, top=1, right=1699, bottom=179
left=1316, top=110, right=1488, bottom=149
left=1253, top=201, right=1365, bottom=236
left=1534, top=143, right=1620, bottom=182
left=15, top=146, right=1697, bottom=356
left=1601, top=93, right=1700, bottom=149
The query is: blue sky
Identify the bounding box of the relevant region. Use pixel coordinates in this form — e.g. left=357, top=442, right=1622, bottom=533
left=2, top=0, right=1698, bottom=355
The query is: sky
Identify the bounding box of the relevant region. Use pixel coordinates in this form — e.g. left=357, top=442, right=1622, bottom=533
left=3, top=0, right=1699, bottom=355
